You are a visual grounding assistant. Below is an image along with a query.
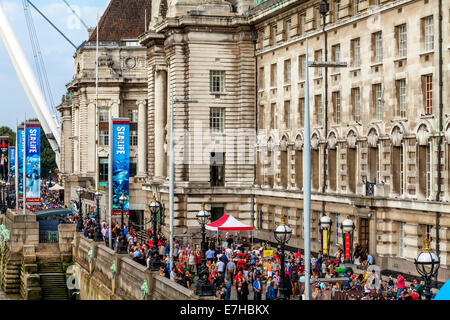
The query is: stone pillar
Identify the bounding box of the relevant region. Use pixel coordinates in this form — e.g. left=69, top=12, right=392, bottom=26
left=137, top=100, right=147, bottom=177
left=74, top=105, right=80, bottom=174
left=154, top=69, right=167, bottom=179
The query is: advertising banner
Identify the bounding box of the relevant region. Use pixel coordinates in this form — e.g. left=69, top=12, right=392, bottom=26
left=9, top=146, right=15, bottom=181
left=25, top=123, right=41, bottom=204
left=322, top=229, right=328, bottom=255
left=111, top=119, right=129, bottom=216
left=0, top=136, right=8, bottom=181
left=345, top=233, right=351, bottom=260
left=17, top=127, right=24, bottom=198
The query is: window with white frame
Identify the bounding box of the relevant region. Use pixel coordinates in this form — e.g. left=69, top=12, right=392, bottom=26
left=424, top=16, right=434, bottom=51
left=426, top=144, right=431, bottom=198
left=397, top=24, right=407, bottom=57
left=352, top=38, right=360, bottom=67
left=335, top=0, right=340, bottom=22
left=400, top=145, right=404, bottom=195
left=374, top=32, right=383, bottom=63
left=99, top=130, right=109, bottom=146
left=399, top=79, right=406, bottom=118
left=375, top=83, right=382, bottom=120
left=129, top=130, right=138, bottom=146
left=353, top=87, right=360, bottom=122
left=315, top=50, right=323, bottom=77
left=210, top=107, right=225, bottom=133
left=210, top=70, right=225, bottom=93
left=127, top=109, right=138, bottom=123
left=99, top=109, right=109, bottom=122
left=425, top=74, right=433, bottom=114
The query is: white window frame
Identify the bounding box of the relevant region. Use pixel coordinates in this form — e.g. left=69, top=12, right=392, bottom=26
left=99, top=130, right=109, bottom=146
left=375, top=84, right=382, bottom=120
left=398, top=24, right=407, bottom=57
left=210, top=70, right=225, bottom=93
left=374, top=32, right=383, bottom=63
left=354, top=87, right=360, bottom=122
left=424, top=16, right=434, bottom=51
left=210, top=107, right=225, bottom=133
left=335, top=91, right=341, bottom=124
left=352, top=38, right=360, bottom=67
left=399, top=79, right=406, bottom=118
left=99, top=109, right=109, bottom=122
left=426, top=144, right=431, bottom=198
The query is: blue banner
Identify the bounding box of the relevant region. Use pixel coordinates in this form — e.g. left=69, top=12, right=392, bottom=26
left=25, top=124, right=41, bottom=204
left=112, top=120, right=129, bottom=215
left=17, top=127, right=24, bottom=198
left=9, top=146, right=15, bottom=181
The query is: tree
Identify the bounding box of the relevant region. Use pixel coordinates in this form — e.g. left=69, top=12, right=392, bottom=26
left=0, top=126, right=16, bottom=146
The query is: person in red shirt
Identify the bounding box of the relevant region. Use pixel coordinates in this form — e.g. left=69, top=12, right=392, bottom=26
left=234, top=269, right=244, bottom=284
left=237, top=258, right=246, bottom=271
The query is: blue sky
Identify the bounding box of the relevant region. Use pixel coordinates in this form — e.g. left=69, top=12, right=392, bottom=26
left=0, top=0, right=110, bottom=129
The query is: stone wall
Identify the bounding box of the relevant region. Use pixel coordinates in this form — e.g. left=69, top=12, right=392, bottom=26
left=73, top=234, right=207, bottom=300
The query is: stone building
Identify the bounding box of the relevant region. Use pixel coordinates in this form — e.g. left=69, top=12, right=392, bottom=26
left=57, top=0, right=152, bottom=226
left=59, top=0, right=450, bottom=280
left=249, top=0, right=449, bottom=280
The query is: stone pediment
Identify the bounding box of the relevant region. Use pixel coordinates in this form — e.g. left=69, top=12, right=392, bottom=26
left=390, top=125, right=403, bottom=147
left=367, top=129, right=378, bottom=148
left=417, top=124, right=430, bottom=146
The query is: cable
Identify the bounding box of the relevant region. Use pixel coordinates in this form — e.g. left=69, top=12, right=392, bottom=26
left=62, top=0, right=89, bottom=31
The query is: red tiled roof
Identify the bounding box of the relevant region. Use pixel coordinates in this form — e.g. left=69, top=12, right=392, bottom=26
left=89, top=0, right=152, bottom=41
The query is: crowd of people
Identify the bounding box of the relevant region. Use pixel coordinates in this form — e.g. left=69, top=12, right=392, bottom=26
left=75, top=220, right=433, bottom=301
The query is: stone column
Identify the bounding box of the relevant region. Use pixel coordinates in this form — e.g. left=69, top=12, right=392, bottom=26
left=137, top=100, right=147, bottom=177
left=74, top=105, right=80, bottom=174
left=154, top=68, right=167, bottom=179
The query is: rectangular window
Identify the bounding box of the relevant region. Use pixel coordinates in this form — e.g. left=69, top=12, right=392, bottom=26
left=424, top=74, right=433, bottom=114
left=210, top=152, right=225, bottom=187
left=210, top=70, right=225, bottom=93
left=210, top=107, right=225, bottom=133
left=398, top=79, right=406, bottom=118
left=99, top=157, right=108, bottom=182
left=396, top=24, right=407, bottom=57
left=399, top=222, right=405, bottom=258
left=333, top=91, right=341, bottom=124
left=127, top=109, right=138, bottom=123
left=332, top=44, right=341, bottom=73
left=284, top=101, right=291, bottom=129
left=271, top=24, right=277, bottom=45
left=284, top=59, right=291, bottom=84
left=316, top=94, right=323, bottom=126
left=354, top=0, right=359, bottom=14
left=99, top=130, right=109, bottom=146
left=285, top=19, right=291, bottom=39
left=271, top=103, right=277, bottom=129
left=400, top=145, right=404, bottom=195
left=374, top=84, right=382, bottom=120
left=99, top=109, right=109, bottom=122
left=335, top=0, right=340, bottom=22
left=300, top=14, right=306, bottom=34
left=351, top=38, right=360, bottom=67
left=298, top=98, right=304, bottom=127
left=129, top=130, right=138, bottom=146
left=259, top=67, right=264, bottom=89
left=373, top=31, right=383, bottom=63
left=270, top=63, right=277, bottom=87
left=315, top=50, right=323, bottom=77
left=352, top=87, right=360, bottom=122
left=258, top=105, right=265, bottom=130
left=299, top=55, right=306, bottom=80
left=426, top=145, right=431, bottom=198
left=129, top=157, right=137, bottom=178
left=424, top=16, right=434, bottom=51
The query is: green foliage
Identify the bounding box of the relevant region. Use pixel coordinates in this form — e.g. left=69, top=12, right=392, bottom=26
left=0, top=126, right=16, bottom=146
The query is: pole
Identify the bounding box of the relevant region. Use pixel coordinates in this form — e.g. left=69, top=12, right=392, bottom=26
left=169, top=88, right=175, bottom=271
left=23, top=119, right=27, bottom=215
left=303, top=39, right=311, bottom=300
left=108, top=111, right=112, bottom=249
left=95, top=12, right=99, bottom=192
left=321, top=7, right=328, bottom=221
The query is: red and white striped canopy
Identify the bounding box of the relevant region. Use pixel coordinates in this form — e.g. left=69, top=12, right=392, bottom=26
left=205, top=214, right=253, bottom=232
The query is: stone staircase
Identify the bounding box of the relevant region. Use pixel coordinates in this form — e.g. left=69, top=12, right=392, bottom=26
left=3, top=262, right=21, bottom=294
left=38, top=262, right=69, bottom=300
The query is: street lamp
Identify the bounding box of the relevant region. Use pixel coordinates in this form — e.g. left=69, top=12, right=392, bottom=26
left=274, top=214, right=292, bottom=300
left=340, top=217, right=355, bottom=263
left=75, top=187, right=84, bottom=232
left=116, top=192, right=128, bottom=254
left=195, top=203, right=214, bottom=296
left=319, top=215, right=332, bottom=260
left=148, top=195, right=162, bottom=271
left=93, top=191, right=103, bottom=242
left=414, top=237, right=440, bottom=300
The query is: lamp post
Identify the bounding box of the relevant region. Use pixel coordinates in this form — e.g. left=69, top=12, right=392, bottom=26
left=274, top=214, right=292, bottom=300
left=5, top=182, right=10, bottom=210
left=148, top=195, right=162, bottom=271
left=93, top=191, right=103, bottom=242
left=195, top=203, right=214, bottom=296
left=75, top=187, right=84, bottom=232
left=319, top=215, right=332, bottom=260
left=340, top=218, right=355, bottom=263
left=414, top=237, right=440, bottom=300
left=116, top=192, right=128, bottom=254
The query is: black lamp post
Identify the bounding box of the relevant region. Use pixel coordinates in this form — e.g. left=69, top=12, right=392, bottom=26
left=319, top=215, right=332, bottom=260
left=76, top=187, right=84, bottom=232
left=93, top=191, right=103, bottom=242
left=274, top=214, right=292, bottom=300
left=148, top=195, right=162, bottom=271
left=414, top=237, right=440, bottom=300
left=340, top=217, right=355, bottom=263
left=195, top=203, right=214, bottom=296
left=116, top=192, right=129, bottom=254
